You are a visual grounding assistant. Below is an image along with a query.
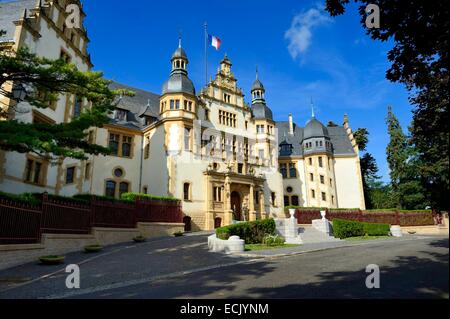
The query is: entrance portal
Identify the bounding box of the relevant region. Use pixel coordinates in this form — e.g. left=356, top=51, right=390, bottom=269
left=231, top=191, right=242, bottom=221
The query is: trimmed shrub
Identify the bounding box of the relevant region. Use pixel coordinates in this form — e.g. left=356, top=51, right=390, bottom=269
left=73, top=194, right=134, bottom=205
left=362, top=222, right=390, bottom=236
left=216, top=219, right=276, bottom=244
left=332, top=219, right=364, bottom=239
left=0, top=191, right=40, bottom=206
left=263, top=235, right=286, bottom=246
left=121, top=192, right=179, bottom=202
left=33, top=193, right=89, bottom=206
left=333, top=219, right=390, bottom=238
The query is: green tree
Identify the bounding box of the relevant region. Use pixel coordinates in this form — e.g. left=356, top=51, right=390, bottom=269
left=386, top=106, right=427, bottom=209
left=0, top=44, right=132, bottom=161
left=325, top=0, right=449, bottom=210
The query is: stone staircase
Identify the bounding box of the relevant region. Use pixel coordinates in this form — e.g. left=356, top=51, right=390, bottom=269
left=298, top=226, right=342, bottom=244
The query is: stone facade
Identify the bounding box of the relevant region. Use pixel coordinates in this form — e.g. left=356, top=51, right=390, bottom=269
left=0, top=0, right=365, bottom=231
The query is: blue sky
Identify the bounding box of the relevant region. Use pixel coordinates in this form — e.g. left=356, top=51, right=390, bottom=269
left=7, top=0, right=414, bottom=182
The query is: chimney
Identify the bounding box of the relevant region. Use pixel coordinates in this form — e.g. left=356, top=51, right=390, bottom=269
left=288, top=113, right=294, bottom=135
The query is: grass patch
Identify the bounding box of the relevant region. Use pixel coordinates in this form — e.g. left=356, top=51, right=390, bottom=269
left=344, top=235, right=392, bottom=241
left=245, top=244, right=300, bottom=251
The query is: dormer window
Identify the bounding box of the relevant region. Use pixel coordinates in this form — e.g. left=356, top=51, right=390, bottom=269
left=115, top=109, right=128, bottom=121
left=280, top=142, right=293, bottom=156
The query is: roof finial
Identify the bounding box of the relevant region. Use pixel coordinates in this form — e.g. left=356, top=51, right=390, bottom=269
left=256, top=65, right=259, bottom=80
left=178, top=29, right=182, bottom=48
left=311, top=97, right=315, bottom=118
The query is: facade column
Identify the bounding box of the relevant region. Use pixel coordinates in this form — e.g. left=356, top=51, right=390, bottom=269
left=259, top=189, right=266, bottom=219
left=205, top=175, right=213, bottom=230
left=249, top=183, right=257, bottom=221
left=223, top=175, right=233, bottom=225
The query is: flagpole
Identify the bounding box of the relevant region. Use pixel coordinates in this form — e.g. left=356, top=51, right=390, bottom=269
left=204, top=21, right=208, bottom=87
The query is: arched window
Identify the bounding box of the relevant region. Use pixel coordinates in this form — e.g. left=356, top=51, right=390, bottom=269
left=183, top=183, right=191, bottom=201
left=291, top=195, right=299, bottom=206
left=119, top=182, right=129, bottom=197
left=105, top=180, right=116, bottom=198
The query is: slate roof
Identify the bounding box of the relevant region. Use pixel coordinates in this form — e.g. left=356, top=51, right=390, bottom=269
left=109, top=82, right=161, bottom=129
left=252, top=102, right=273, bottom=121
left=0, top=0, right=36, bottom=42
left=276, top=120, right=356, bottom=157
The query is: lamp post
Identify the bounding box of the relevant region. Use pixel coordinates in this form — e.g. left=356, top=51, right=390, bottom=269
left=12, top=83, right=26, bottom=101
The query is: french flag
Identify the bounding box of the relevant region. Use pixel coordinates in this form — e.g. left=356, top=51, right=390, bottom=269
left=208, top=34, right=222, bottom=50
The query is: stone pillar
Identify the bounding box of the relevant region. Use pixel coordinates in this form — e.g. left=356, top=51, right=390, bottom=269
left=249, top=184, right=257, bottom=221
left=205, top=175, right=214, bottom=230
left=259, top=189, right=266, bottom=219
left=223, top=176, right=233, bottom=225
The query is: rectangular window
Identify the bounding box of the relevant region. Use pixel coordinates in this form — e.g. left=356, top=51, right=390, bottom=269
left=66, top=166, right=76, bottom=184
left=280, top=164, right=288, bottom=179
left=320, top=175, right=325, bottom=184
left=85, top=163, right=91, bottom=180
left=205, top=109, right=209, bottom=120
left=213, top=186, right=222, bottom=202
left=175, top=100, right=180, bottom=110
left=310, top=173, right=314, bottom=182
left=24, top=158, right=45, bottom=185
left=73, top=96, right=82, bottom=118
left=291, top=195, right=299, bottom=206
left=143, top=186, right=148, bottom=194
left=309, top=158, right=312, bottom=165
left=109, top=134, right=120, bottom=156
left=284, top=196, right=290, bottom=207
left=218, top=110, right=236, bottom=127
left=332, top=195, right=335, bottom=205
left=319, top=157, right=323, bottom=168
left=105, top=180, right=116, bottom=198
left=321, top=192, right=327, bottom=201
left=33, top=162, right=42, bottom=184
left=184, top=128, right=191, bottom=151
left=238, top=163, right=244, bottom=174
left=289, top=163, right=297, bottom=178
left=144, top=135, right=150, bottom=159
left=170, top=100, right=175, bottom=110
left=121, top=136, right=132, bottom=157
left=271, top=192, right=276, bottom=206
left=183, top=183, right=191, bottom=201
left=311, top=189, right=316, bottom=199
left=330, top=178, right=333, bottom=187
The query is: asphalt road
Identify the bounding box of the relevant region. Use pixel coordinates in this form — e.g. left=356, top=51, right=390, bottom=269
left=0, top=234, right=448, bottom=299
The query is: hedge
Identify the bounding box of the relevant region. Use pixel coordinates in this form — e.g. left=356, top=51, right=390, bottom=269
left=73, top=194, right=134, bottom=205
left=216, top=219, right=276, bottom=244
left=333, top=219, right=390, bottom=239
left=0, top=191, right=40, bottom=206
left=121, top=192, right=179, bottom=202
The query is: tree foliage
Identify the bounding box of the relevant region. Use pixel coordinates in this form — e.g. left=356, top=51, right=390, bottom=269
left=325, top=0, right=449, bottom=210
left=0, top=44, right=132, bottom=161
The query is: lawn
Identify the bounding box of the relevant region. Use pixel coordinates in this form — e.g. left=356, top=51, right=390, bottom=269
left=245, top=244, right=301, bottom=251
left=344, top=235, right=392, bottom=241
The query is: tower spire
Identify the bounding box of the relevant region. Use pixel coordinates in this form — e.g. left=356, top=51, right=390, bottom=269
left=311, top=97, right=315, bottom=118
left=178, top=30, right=182, bottom=48
left=256, top=65, right=259, bottom=80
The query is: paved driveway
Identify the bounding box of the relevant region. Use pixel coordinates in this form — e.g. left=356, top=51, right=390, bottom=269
left=0, top=234, right=448, bottom=299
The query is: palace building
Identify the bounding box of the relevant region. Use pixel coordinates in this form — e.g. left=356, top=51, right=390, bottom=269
left=0, top=0, right=365, bottom=231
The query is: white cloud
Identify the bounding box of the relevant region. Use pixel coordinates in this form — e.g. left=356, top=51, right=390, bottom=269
left=285, top=7, right=332, bottom=59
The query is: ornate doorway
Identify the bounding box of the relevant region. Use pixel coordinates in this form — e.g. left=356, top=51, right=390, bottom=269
left=230, top=191, right=241, bottom=221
